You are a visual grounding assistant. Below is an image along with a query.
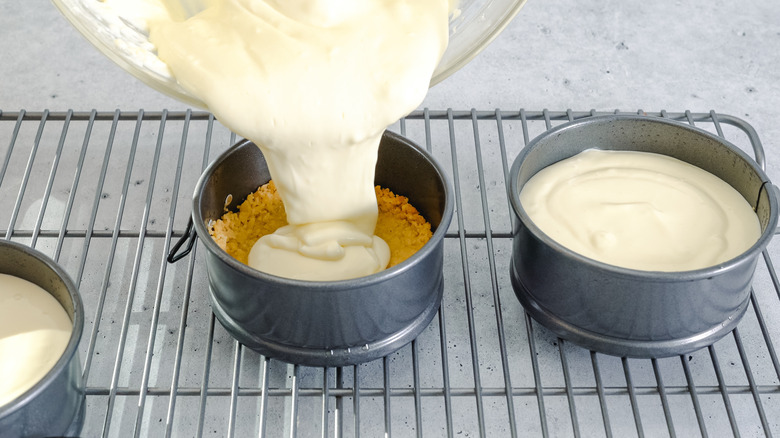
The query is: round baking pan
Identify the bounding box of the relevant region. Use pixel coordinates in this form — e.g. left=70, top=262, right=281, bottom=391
left=507, top=115, right=778, bottom=358
left=188, top=131, right=453, bottom=367
left=0, top=240, right=85, bottom=438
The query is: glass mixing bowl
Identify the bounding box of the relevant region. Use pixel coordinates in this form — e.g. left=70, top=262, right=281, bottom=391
left=52, top=0, right=528, bottom=108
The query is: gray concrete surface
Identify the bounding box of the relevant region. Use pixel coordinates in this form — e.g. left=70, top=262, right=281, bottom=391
left=3, top=0, right=779, bottom=177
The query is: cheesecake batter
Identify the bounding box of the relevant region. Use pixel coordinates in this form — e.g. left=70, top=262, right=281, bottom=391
left=146, top=0, right=450, bottom=280
left=0, top=274, right=72, bottom=407
left=519, top=149, right=761, bottom=271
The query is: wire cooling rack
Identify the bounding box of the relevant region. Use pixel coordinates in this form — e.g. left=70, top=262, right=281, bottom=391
left=1, top=109, right=778, bottom=437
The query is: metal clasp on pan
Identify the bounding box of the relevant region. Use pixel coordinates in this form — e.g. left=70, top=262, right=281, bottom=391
left=168, top=218, right=198, bottom=263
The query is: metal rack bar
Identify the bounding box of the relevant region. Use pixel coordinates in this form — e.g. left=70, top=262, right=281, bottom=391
left=1, top=109, right=779, bottom=437
left=5, top=110, right=46, bottom=241
left=80, top=110, right=122, bottom=381
left=322, top=367, right=331, bottom=438
left=426, top=106, right=455, bottom=438
left=558, top=110, right=581, bottom=438
left=435, top=287, right=454, bottom=438
left=227, top=342, right=242, bottom=437
left=755, top=254, right=780, bottom=381
left=410, top=340, right=422, bottom=438
left=382, top=357, right=391, bottom=437
left=195, top=313, right=216, bottom=436
left=354, top=364, right=362, bottom=438
left=680, top=355, right=708, bottom=437
left=53, top=110, right=95, bottom=266
left=0, top=111, right=26, bottom=187
left=135, top=109, right=192, bottom=437
left=470, top=108, right=518, bottom=438
left=289, top=364, right=301, bottom=438
left=30, top=110, right=70, bottom=247
left=750, top=288, right=780, bottom=379
left=709, top=345, right=741, bottom=437
left=651, top=358, right=676, bottom=438
left=72, top=382, right=780, bottom=398
left=165, top=113, right=215, bottom=437
left=517, top=108, right=550, bottom=438
left=733, top=327, right=773, bottom=437
left=104, top=110, right=168, bottom=436
left=335, top=367, right=344, bottom=437
left=257, top=356, right=271, bottom=437
left=446, top=108, right=487, bottom=436
left=559, top=340, right=580, bottom=438
left=622, top=358, right=644, bottom=437
left=591, top=353, right=613, bottom=438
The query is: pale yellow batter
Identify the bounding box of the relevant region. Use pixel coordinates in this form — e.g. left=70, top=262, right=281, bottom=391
left=519, top=149, right=761, bottom=271
left=145, top=0, right=450, bottom=280
left=0, top=274, right=72, bottom=407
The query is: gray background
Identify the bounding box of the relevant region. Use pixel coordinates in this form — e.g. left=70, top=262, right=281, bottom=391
left=3, top=0, right=778, bottom=144
left=3, top=0, right=779, bottom=180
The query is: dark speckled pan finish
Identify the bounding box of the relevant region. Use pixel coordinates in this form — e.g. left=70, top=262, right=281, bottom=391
left=508, top=115, right=779, bottom=358
left=191, top=131, right=453, bottom=367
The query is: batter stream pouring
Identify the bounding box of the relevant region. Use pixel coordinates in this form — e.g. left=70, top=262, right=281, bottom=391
left=147, top=0, right=451, bottom=279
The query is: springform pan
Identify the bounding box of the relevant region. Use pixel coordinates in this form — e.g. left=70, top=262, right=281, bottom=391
left=184, top=131, right=453, bottom=367
left=0, top=240, right=85, bottom=438
left=508, top=115, right=778, bottom=358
